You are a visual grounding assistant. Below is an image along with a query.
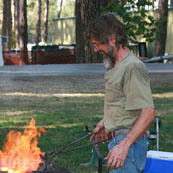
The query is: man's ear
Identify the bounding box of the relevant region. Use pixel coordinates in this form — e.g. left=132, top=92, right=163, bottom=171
left=109, top=35, right=116, bottom=47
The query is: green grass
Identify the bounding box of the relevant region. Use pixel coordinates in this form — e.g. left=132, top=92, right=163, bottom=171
left=0, top=83, right=172, bottom=172
left=148, top=87, right=173, bottom=152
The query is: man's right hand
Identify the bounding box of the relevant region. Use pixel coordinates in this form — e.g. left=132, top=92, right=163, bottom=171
left=90, top=119, right=109, bottom=145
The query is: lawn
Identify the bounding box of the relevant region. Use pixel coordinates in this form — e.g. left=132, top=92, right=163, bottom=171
left=0, top=74, right=172, bottom=173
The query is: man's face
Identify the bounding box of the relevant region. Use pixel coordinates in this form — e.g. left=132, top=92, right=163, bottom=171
left=90, top=39, right=115, bottom=70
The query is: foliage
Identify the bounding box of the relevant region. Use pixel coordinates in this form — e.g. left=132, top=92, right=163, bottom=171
left=101, top=0, right=157, bottom=43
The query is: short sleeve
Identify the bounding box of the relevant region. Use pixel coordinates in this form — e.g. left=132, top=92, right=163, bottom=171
left=123, top=63, right=154, bottom=110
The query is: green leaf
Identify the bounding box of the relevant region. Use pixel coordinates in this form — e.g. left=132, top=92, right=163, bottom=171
left=102, top=0, right=157, bottom=43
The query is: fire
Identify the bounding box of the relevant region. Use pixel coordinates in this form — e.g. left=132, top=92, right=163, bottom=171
left=0, top=119, right=46, bottom=173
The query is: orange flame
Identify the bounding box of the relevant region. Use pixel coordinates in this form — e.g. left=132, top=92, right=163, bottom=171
left=0, top=119, right=46, bottom=173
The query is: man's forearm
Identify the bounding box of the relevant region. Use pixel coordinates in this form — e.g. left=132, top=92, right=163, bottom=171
left=120, top=107, right=155, bottom=148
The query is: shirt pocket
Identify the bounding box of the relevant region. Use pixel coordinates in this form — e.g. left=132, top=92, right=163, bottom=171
left=105, top=83, right=124, bottom=103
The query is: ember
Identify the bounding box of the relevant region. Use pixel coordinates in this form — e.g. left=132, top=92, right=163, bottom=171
left=0, top=119, right=46, bottom=173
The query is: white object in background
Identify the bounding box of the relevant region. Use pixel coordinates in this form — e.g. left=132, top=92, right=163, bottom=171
left=0, top=36, right=3, bottom=66
left=147, top=150, right=173, bottom=160
left=144, top=150, right=173, bottom=173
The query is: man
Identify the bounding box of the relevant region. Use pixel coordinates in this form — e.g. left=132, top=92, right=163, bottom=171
left=85, top=14, right=155, bottom=172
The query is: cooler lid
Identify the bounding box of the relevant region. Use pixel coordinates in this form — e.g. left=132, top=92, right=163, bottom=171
left=147, top=150, right=173, bottom=160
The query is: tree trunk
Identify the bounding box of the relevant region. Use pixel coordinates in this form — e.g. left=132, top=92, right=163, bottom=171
left=43, top=0, right=49, bottom=43
left=152, top=0, right=155, bottom=10
left=2, top=0, right=7, bottom=50
left=14, top=0, right=20, bottom=49
left=75, top=0, right=100, bottom=63
left=57, top=0, right=63, bottom=18
left=75, top=0, right=84, bottom=63
left=19, top=0, right=28, bottom=63
left=36, top=0, right=42, bottom=45
left=2, top=0, right=12, bottom=51
left=100, top=0, right=108, bottom=7
left=154, top=0, right=168, bottom=56
left=171, top=0, right=173, bottom=7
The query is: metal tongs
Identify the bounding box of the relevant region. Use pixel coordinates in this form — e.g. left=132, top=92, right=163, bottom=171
left=48, top=127, right=107, bottom=158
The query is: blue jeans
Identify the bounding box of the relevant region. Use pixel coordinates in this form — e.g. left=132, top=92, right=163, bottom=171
left=108, top=133, right=148, bottom=173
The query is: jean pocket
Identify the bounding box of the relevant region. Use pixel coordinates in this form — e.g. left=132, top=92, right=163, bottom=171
left=108, top=134, right=147, bottom=171
left=133, top=136, right=148, bottom=171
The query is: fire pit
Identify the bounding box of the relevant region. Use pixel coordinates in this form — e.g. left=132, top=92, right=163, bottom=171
left=0, top=120, right=104, bottom=173
left=33, top=157, right=71, bottom=173
left=0, top=161, right=71, bottom=173
left=0, top=119, right=71, bottom=173
left=33, top=164, right=71, bottom=173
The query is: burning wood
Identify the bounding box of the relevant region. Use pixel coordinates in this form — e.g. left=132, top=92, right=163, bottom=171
left=0, top=119, right=46, bottom=173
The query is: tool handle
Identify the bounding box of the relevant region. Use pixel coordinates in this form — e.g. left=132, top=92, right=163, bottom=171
left=50, top=138, right=108, bottom=157
left=48, top=132, right=92, bottom=155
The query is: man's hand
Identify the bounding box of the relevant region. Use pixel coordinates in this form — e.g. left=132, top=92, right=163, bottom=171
left=90, top=119, right=109, bottom=145
left=104, top=140, right=130, bottom=170
left=90, top=127, right=108, bottom=145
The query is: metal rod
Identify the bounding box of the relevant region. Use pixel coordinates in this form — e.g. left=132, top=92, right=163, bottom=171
left=156, top=118, right=159, bottom=151
left=92, top=140, right=103, bottom=173
left=50, top=138, right=108, bottom=157
left=49, top=132, right=92, bottom=155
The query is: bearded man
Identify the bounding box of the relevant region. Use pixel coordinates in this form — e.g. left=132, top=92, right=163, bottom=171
left=85, top=14, right=155, bottom=173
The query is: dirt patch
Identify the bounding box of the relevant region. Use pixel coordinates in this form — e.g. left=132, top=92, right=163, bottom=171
left=149, top=73, right=173, bottom=88
left=5, top=111, right=33, bottom=116
left=0, top=75, right=104, bottom=94
left=0, top=73, right=172, bottom=94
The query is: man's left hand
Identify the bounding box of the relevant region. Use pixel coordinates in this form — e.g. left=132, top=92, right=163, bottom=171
left=104, top=142, right=130, bottom=170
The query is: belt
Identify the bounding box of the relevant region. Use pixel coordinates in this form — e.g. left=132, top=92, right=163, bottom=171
left=107, top=128, right=129, bottom=139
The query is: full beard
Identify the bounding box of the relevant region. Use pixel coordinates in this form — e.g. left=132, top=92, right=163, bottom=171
left=102, top=48, right=115, bottom=71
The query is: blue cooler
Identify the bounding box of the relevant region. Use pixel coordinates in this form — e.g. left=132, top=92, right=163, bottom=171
left=143, top=150, right=173, bottom=173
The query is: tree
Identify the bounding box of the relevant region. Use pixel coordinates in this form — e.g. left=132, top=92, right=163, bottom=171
left=2, top=0, right=12, bottom=50
left=60, top=0, right=75, bottom=17
left=102, top=0, right=156, bottom=43
left=43, top=0, right=49, bottom=43
left=154, top=0, right=168, bottom=56
left=75, top=0, right=100, bottom=63
left=171, top=0, right=173, bottom=7
left=100, top=0, right=109, bottom=7
left=0, top=0, right=3, bottom=30
left=26, top=0, right=75, bottom=43
left=36, top=0, right=42, bottom=45
left=57, top=0, right=63, bottom=18
left=19, top=0, right=28, bottom=63
left=14, top=0, right=20, bottom=49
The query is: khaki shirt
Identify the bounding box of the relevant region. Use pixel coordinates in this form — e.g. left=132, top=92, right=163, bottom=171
left=104, top=51, right=154, bottom=133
